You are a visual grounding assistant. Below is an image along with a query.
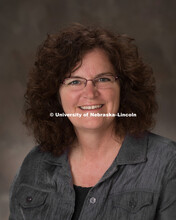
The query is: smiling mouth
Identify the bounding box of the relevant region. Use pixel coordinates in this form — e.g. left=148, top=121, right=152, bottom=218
left=79, top=104, right=104, bottom=110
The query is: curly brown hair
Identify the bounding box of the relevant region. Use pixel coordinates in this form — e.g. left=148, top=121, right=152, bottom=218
left=24, top=23, right=158, bottom=156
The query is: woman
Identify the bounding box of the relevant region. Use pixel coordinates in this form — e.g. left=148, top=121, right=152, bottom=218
left=9, top=24, right=176, bottom=219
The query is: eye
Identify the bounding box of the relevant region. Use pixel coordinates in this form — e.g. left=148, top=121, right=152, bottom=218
left=97, top=77, right=111, bottom=82
left=64, top=78, right=86, bottom=86
left=68, top=80, right=82, bottom=85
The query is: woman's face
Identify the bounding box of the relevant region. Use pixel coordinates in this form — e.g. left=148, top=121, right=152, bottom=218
left=59, top=48, right=120, bottom=133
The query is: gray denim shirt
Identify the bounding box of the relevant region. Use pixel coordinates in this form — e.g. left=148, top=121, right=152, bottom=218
left=9, top=132, right=176, bottom=220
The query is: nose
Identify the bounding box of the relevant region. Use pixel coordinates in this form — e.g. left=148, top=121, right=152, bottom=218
left=82, top=80, right=99, bottom=99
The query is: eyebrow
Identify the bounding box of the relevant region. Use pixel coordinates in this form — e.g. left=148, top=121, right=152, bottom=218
left=69, top=72, right=115, bottom=78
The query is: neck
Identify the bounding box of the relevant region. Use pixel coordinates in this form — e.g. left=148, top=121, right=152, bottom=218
left=70, top=125, right=123, bottom=161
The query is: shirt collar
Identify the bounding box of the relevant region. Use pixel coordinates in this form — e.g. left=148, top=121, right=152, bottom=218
left=115, top=132, right=148, bottom=165
left=44, top=132, right=148, bottom=166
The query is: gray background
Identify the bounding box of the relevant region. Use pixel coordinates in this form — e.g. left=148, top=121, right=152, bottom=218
left=0, top=0, right=176, bottom=219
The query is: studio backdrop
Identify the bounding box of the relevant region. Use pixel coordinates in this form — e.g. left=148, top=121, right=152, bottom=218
left=0, top=0, right=176, bottom=219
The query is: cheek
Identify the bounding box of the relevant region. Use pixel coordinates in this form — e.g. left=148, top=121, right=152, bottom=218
left=105, top=88, right=120, bottom=113
left=104, top=88, right=120, bottom=104
left=59, top=89, right=80, bottom=111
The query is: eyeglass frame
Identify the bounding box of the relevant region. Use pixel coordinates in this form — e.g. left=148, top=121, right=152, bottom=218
left=61, top=73, right=119, bottom=90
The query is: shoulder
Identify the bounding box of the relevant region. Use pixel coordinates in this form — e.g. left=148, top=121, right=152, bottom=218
left=147, top=132, right=176, bottom=153
left=146, top=132, right=176, bottom=169
left=18, top=146, right=48, bottom=174
left=21, top=145, right=49, bottom=166
left=10, top=145, right=67, bottom=198
left=11, top=146, right=47, bottom=185
left=12, top=145, right=68, bottom=183
left=19, top=145, right=66, bottom=168
left=11, top=146, right=64, bottom=188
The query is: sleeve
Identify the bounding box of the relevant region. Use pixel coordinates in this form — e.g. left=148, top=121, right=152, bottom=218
left=9, top=168, right=24, bottom=220
left=155, top=143, right=176, bottom=220
left=9, top=146, right=39, bottom=220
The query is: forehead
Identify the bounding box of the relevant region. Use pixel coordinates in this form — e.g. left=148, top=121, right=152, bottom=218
left=71, top=48, right=115, bottom=77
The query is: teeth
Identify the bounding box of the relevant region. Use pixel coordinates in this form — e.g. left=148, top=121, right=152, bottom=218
left=80, top=105, right=103, bottom=110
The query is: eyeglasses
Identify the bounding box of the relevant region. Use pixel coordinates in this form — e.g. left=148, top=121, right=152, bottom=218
left=62, top=73, right=119, bottom=91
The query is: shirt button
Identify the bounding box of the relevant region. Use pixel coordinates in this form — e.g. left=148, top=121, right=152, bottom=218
left=90, top=197, right=96, bottom=204
left=26, top=196, right=33, bottom=203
